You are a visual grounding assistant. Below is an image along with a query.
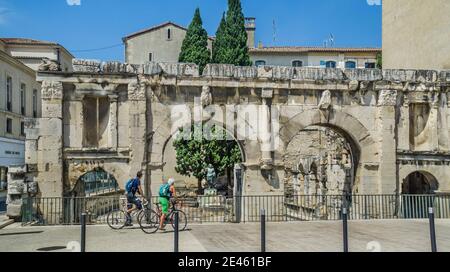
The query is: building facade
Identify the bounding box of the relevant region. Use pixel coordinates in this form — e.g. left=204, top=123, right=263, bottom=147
left=383, top=0, right=450, bottom=70
left=123, top=22, right=214, bottom=65
left=123, top=19, right=380, bottom=69
left=26, top=60, right=450, bottom=206
left=1, top=38, right=74, bottom=72
left=248, top=47, right=380, bottom=69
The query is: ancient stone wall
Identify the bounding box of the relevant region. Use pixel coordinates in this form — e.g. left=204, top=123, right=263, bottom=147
left=26, top=60, right=450, bottom=198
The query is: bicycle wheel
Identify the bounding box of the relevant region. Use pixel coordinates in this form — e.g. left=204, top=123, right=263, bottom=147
left=107, top=210, right=127, bottom=230
left=170, top=210, right=188, bottom=231
left=138, top=209, right=159, bottom=234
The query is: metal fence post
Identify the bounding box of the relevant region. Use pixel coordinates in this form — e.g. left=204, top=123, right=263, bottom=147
left=429, top=207, right=437, bottom=252
left=174, top=211, right=179, bottom=253
left=261, top=208, right=266, bottom=252
left=342, top=208, right=349, bottom=252
left=81, top=212, right=86, bottom=252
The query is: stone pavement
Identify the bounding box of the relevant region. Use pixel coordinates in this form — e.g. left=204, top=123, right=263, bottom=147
left=0, top=220, right=449, bottom=252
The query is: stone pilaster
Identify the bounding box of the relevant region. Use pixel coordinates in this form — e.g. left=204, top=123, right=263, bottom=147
left=108, top=95, right=119, bottom=149
left=376, top=90, right=398, bottom=194
left=128, top=80, right=147, bottom=193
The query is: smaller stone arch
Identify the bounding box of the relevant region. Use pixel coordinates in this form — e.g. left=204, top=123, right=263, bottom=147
left=71, top=168, right=120, bottom=197
left=402, top=171, right=439, bottom=195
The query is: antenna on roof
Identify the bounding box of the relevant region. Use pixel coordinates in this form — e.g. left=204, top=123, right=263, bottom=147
left=329, top=33, right=335, bottom=47
left=272, top=19, right=277, bottom=46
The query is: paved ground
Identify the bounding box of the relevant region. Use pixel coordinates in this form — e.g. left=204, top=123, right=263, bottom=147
left=0, top=220, right=449, bottom=252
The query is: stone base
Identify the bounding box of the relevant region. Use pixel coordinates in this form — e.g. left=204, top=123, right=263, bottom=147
left=204, top=188, right=218, bottom=196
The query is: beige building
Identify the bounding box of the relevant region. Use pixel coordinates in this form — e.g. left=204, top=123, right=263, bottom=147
left=1, top=38, right=73, bottom=72
left=123, top=22, right=214, bottom=65
left=0, top=38, right=73, bottom=184
left=383, top=0, right=450, bottom=70
left=249, top=47, right=380, bottom=69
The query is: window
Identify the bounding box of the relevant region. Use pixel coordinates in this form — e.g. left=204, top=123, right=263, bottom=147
left=255, top=60, right=266, bottom=66
left=292, top=60, right=303, bottom=67
left=6, top=118, right=12, bottom=134
left=325, top=61, right=337, bottom=68
left=6, top=76, right=12, bottom=112
left=149, top=53, right=153, bottom=62
left=167, top=28, right=171, bottom=40
left=21, top=83, right=26, bottom=116
left=33, top=89, right=38, bottom=118
left=365, top=62, right=376, bottom=69
left=345, top=61, right=356, bottom=69
left=20, top=122, right=25, bottom=136
left=83, top=97, right=110, bottom=148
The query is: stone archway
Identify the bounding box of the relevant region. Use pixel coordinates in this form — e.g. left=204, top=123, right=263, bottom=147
left=402, top=171, right=439, bottom=195
left=151, top=120, right=247, bottom=197
left=279, top=109, right=377, bottom=194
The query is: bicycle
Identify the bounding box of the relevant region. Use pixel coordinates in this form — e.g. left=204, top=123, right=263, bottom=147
left=107, top=196, right=156, bottom=230
left=138, top=199, right=188, bottom=234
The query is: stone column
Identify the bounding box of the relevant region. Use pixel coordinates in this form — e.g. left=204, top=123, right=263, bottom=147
left=377, top=90, right=398, bottom=194
left=260, top=88, right=273, bottom=170
left=128, top=80, right=147, bottom=193
left=397, top=92, right=410, bottom=150
left=108, top=95, right=119, bottom=149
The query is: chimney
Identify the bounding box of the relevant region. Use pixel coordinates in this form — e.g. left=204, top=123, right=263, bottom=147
left=245, top=17, right=256, bottom=48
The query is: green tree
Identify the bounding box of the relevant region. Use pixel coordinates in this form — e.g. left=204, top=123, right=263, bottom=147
left=376, top=52, right=382, bottom=69
left=211, top=13, right=227, bottom=64
left=173, top=124, right=242, bottom=194
left=213, top=0, right=251, bottom=66
left=178, top=8, right=211, bottom=73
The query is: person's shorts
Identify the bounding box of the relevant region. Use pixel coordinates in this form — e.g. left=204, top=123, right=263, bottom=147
left=159, top=197, right=170, bottom=215
left=127, top=195, right=142, bottom=210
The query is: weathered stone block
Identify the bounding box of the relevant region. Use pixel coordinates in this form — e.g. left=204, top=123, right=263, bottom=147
left=158, top=63, right=199, bottom=77
left=382, top=69, right=416, bottom=82
left=257, top=66, right=274, bottom=78
left=293, top=68, right=344, bottom=81
left=415, top=70, right=438, bottom=83
left=344, top=69, right=382, bottom=81
left=272, top=66, right=294, bottom=80
left=141, top=62, right=162, bottom=75
left=72, top=59, right=101, bottom=73
left=234, top=66, right=257, bottom=78
left=101, top=61, right=128, bottom=73
left=203, top=64, right=234, bottom=77
left=439, top=70, right=450, bottom=82
left=6, top=204, right=22, bottom=218
left=41, top=100, right=62, bottom=119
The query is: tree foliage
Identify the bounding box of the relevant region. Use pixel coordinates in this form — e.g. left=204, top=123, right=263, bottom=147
left=212, top=0, right=251, bottom=66
left=178, top=8, right=211, bottom=73
left=173, top=124, right=242, bottom=192
left=376, top=52, right=382, bottom=69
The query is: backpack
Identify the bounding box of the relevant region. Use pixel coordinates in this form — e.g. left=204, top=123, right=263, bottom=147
left=126, top=179, right=138, bottom=194
left=159, top=183, right=171, bottom=198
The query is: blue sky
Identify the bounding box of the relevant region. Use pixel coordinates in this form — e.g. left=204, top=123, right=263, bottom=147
left=0, top=0, right=382, bottom=61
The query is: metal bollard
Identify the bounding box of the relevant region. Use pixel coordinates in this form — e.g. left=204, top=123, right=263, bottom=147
left=261, top=209, right=266, bottom=253
left=429, top=207, right=437, bottom=252
left=342, top=208, right=349, bottom=253
left=174, top=211, right=179, bottom=253
left=81, top=213, right=86, bottom=252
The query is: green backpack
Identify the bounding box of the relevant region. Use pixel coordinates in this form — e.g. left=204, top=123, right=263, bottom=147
left=159, top=184, right=171, bottom=198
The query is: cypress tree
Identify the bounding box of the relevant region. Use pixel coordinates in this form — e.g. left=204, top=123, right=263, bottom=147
left=212, top=13, right=227, bottom=63
left=222, top=0, right=252, bottom=66
left=179, top=8, right=211, bottom=73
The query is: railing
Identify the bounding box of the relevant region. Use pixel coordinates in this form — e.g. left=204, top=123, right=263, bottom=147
left=20, top=194, right=450, bottom=226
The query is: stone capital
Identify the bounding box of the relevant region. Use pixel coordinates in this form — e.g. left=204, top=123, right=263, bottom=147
left=128, top=81, right=146, bottom=101
left=378, top=90, right=398, bottom=106
left=41, top=81, right=63, bottom=100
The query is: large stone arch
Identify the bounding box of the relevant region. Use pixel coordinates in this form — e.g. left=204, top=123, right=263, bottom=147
left=147, top=116, right=250, bottom=195
left=279, top=109, right=379, bottom=193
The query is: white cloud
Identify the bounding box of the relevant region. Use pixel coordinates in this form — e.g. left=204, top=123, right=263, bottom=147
left=0, top=8, right=9, bottom=24
left=367, top=0, right=381, bottom=5
left=67, top=0, right=81, bottom=6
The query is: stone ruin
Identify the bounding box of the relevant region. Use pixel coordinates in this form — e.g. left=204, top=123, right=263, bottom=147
left=18, top=58, right=450, bottom=220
